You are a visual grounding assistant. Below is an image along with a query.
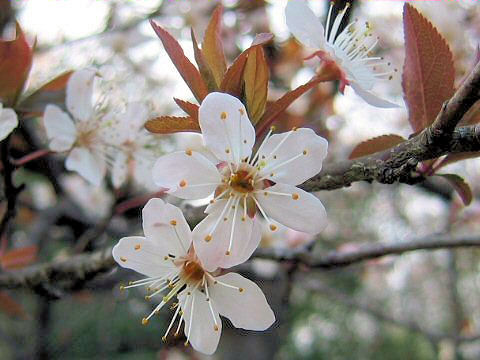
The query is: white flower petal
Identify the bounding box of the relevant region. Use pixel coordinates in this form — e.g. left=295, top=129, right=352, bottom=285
left=66, top=69, right=96, bottom=122
left=210, top=272, right=275, bottom=331
left=152, top=151, right=221, bottom=200
left=112, top=236, right=177, bottom=277
left=43, top=105, right=77, bottom=152
left=116, top=102, right=149, bottom=144
left=179, top=288, right=222, bottom=355
left=142, top=198, right=191, bottom=257
left=350, top=82, right=401, bottom=109
left=0, top=107, right=18, bottom=141
left=257, top=128, right=328, bottom=185
left=285, top=0, right=326, bottom=49
left=65, top=147, right=106, bottom=186
left=256, top=183, right=327, bottom=234
left=112, top=152, right=129, bottom=189
left=192, top=199, right=261, bottom=271
left=198, top=92, right=255, bottom=164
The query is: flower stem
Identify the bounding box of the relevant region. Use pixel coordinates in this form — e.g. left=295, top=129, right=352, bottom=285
left=12, top=149, right=51, bottom=167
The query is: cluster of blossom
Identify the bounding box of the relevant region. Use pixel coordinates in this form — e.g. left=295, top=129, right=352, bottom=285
left=42, top=69, right=163, bottom=189
left=28, top=1, right=398, bottom=355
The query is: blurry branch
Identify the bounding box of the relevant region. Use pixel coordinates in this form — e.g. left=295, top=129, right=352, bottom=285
left=3, top=234, right=480, bottom=292
left=0, top=247, right=114, bottom=291
left=304, top=280, right=480, bottom=344
left=254, top=234, right=480, bottom=269
left=0, top=136, right=25, bottom=246
left=302, top=62, right=480, bottom=192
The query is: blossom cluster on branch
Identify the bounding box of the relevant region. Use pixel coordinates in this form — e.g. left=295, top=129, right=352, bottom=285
left=1, top=0, right=480, bottom=356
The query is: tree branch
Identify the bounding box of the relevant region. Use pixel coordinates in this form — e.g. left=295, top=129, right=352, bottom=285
left=302, top=62, right=480, bottom=192
left=2, top=234, right=480, bottom=292
left=254, top=234, right=480, bottom=269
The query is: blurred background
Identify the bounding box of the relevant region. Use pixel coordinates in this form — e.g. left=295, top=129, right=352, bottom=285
left=1, top=0, right=480, bottom=359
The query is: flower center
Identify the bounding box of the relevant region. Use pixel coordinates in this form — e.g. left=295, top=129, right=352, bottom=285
left=180, top=260, right=205, bottom=285
left=229, top=169, right=255, bottom=193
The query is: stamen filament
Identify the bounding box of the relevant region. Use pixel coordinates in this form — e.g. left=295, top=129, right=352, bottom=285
left=227, top=197, right=240, bottom=255
left=163, top=302, right=182, bottom=340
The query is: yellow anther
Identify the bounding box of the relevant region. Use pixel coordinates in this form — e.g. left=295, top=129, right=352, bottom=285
left=223, top=217, right=228, bottom=222
left=163, top=296, right=168, bottom=302
left=270, top=173, right=274, bottom=177
left=239, top=108, right=245, bottom=115
left=225, top=250, right=231, bottom=255
left=270, top=224, right=277, bottom=231
left=225, top=148, right=231, bottom=154
left=120, top=256, right=127, bottom=262
left=221, top=112, right=228, bottom=120
left=210, top=199, right=215, bottom=204
left=145, top=295, right=150, bottom=301
left=142, top=318, right=149, bottom=325
left=241, top=216, right=246, bottom=222
left=185, top=149, right=193, bottom=156
left=162, top=336, right=167, bottom=342
left=292, top=193, right=299, bottom=200
left=128, top=281, right=133, bottom=285
left=303, top=150, right=308, bottom=155
left=270, top=125, right=276, bottom=131
left=264, top=192, right=268, bottom=196
left=119, top=285, right=125, bottom=291
left=292, top=127, right=298, bottom=131
left=134, top=244, right=141, bottom=250
left=239, top=287, right=244, bottom=293
left=205, top=234, right=212, bottom=242
left=164, top=256, right=169, bottom=260
left=184, top=341, right=189, bottom=347
left=170, top=220, right=177, bottom=226
left=179, top=179, right=187, bottom=188
left=214, top=325, right=219, bottom=331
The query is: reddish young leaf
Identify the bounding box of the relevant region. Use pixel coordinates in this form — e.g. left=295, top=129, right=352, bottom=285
left=0, top=23, right=34, bottom=107
left=17, top=71, right=73, bottom=116
left=402, top=4, right=455, bottom=132
left=0, top=291, right=26, bottom=319
left=244, top=46, right=269, bottom=124
left=221, top=51, right=248, bottom=97
left=202, top=5, right=227, bottom=88
left=255, top=72, right=335, bottom=137
left=435, top=174, right=473, bottom=206
left=174, top=98, right=199, bottom=120
left=349, top=135, right=406, bottom=160
left=150, top=20, right=208, bottom=102
left=0, top=245, right=38, bottom=270
left=221, top=33, right=273, bottom=98
left=145, top=116, right=200, bottom=134
left=191, top=28, right=218, bottom=92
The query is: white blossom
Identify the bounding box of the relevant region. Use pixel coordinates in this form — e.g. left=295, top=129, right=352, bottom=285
left=43, top=69, right=112, bottom=186
left=153, top=92, right=328, bottom=271
left=113, top=198, right=275, bottom=355
left=286, top=0, right=399, bottom=108
left=109, top=102, right=163, bottom=190
left=0, top=103, right=18, bottom=141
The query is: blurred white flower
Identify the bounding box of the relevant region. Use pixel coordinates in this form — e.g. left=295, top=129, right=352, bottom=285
left=153, top=92, right=328, bottom=271
left=113, top=198, right=275, bottom=355
left=285, top=0, right=399, bottom=108
left=43, top=69, right=113, bottom=186
left=0, top=103, right=18, bottom=141
left=109, top=102, right=162, bottom=190
left=61, top=175, right=114, bottom=219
